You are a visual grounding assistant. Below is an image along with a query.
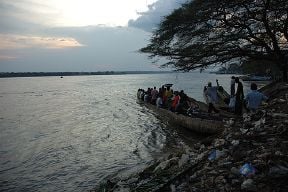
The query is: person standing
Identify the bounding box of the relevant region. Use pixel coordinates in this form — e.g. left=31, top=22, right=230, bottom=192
left=163, top=86, right=173, bottom=107
left=234, top=77, right=244, bottom=115
left=156, top=94, right=163, bottom=108
left=228, top=76, right=236, bottom=112
left=245, top=83, right=268, bottom=112
left=151, top=86, right=158, bottom=105
left=230, top=76, right=236, bottom=96
left=171, top=91, right=181, bottom=112
left=205, top=82, right=219, bottom=113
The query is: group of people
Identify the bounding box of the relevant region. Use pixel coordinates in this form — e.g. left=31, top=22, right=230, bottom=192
left=138, top=77, right=268, bottom=117
left=204, top=76, right=268, bottom=115
left=230, top=76, right=269, bottom=114
left=137, top=85, right=199, bottom=115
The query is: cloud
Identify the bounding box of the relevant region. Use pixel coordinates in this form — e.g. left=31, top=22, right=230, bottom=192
left=0, top=26, right=160, bottom=72
left=0, top=34, right=84, bottom=50
left=128, top=0, right=188, bottom=31
left=0, top=0, right=57, bottom=33
left=0, top=1, right=173, bottom=72
left=0, top=55, right=18, bottom=60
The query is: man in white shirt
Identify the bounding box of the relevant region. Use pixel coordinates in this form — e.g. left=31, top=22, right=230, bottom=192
left=205, top=82, right=219, bottom=113
left=245, top=83, right=268, bottom=112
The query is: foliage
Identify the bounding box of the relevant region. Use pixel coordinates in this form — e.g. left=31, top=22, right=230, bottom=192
left=241, top=59, right=279, bottom=75
left=140, top=0, right=288, bottom=80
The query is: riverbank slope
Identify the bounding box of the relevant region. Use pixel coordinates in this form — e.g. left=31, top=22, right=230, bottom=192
left=93, top=82, right=288, bottom=192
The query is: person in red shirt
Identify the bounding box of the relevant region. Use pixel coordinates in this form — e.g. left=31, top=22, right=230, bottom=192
left=171, top=91, right=181, bottom=112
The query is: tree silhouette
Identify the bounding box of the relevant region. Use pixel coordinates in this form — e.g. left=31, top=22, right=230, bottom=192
left=141, top=0, right=288, bottom=81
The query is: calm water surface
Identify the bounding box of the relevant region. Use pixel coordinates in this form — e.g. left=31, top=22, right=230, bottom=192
left=0, top=73, right=250, bottom=191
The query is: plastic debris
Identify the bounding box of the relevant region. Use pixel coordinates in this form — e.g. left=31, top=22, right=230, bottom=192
left=208, top=149, right=224, bottom=161
left=239, top=163, right=256, bottom=177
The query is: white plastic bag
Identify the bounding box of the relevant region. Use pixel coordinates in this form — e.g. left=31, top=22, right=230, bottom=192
left=229, top=96, right=236, bottom=108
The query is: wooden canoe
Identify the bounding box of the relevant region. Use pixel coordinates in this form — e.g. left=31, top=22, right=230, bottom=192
left=138, top=99, right=224, bottom=135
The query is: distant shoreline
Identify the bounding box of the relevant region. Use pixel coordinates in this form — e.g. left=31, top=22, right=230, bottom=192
left=0, top=71, right=173, bottom=78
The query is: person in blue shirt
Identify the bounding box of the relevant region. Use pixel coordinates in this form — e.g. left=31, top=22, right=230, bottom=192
left=245, top=83, right=268, bottom=112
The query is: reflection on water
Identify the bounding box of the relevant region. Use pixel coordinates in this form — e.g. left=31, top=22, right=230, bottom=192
left=0, top=73, right=252, bottom=191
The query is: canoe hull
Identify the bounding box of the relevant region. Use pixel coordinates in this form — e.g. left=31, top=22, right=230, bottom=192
left=140, top=101, right=224, bottom=135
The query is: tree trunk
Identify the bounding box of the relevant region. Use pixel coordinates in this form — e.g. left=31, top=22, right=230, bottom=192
left=284, top=55, right=288, bottom=82
left=282, top=64, right=288, bottom=82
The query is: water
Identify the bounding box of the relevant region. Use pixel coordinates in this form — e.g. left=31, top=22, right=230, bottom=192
left=0, top=72, right=243, bottom=191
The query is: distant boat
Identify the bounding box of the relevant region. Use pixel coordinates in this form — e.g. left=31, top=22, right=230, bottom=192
left=239, top=74, right=272, bottom=81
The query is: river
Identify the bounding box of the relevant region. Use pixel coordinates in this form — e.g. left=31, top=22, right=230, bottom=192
left=0, top=72, right=252, bottom=191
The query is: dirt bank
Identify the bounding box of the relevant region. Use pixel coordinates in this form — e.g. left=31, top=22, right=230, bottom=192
left=93, top=82, right=288, bottom=192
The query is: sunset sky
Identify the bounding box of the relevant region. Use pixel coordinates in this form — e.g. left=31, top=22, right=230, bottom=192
left=0, top=0, right=187, bottom=72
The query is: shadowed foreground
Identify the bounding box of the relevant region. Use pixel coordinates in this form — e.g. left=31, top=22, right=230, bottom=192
left=93, top=82, right=288, bottom=192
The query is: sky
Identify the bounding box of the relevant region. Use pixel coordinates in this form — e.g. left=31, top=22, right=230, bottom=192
left=0, top=0, right=188, bottom=72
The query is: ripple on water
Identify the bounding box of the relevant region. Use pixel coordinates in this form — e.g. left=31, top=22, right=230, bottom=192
left=0, top=74, right=236, bottom=191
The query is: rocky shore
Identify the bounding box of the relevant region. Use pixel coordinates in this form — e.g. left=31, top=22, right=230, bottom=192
left=93, top=82, right=288, bottom=192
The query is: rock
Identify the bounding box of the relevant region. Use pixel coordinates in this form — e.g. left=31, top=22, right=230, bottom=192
left=241, top=179, right=257, bottom=191
left=208, top=149, right=225, bottom=161
left=178, top=153, right=189, bottom=168
left=153, top=157, right=179, bottom=173
left=195, top=152, right=206, bottom=161
left=269, top=165, right=288, bottom=177
left=227, top=118, right=235, bottom=125
left=208, top=170, right=218, bottom=175
left=253, top=117, right=265, bottom=127
left=176, top=183, right=187, bottom=191
left=271, top=113, right=288, bottom=118
left=190, top=173, right=197, bottom=181
left=256, top=152, right=271, bottom=159
left=126, top=177, right=138, bottom=185
left=114, top=187, right=131, bottom=192
left=231, top=140, right=240, bottom=146
left=170, top=184, right=176, bottom=192
left=218, top=161, right=232, bottom=167
left=214, top=175, right=226, bottom=185
left=231, top=167, right=240, bottom=176
left=232, top=148, right=246, bottom=161
left=240, top=128, right=249, bottom=134
left=193, top=143, right=201, bottom=150
left=199, top=144, right=206, bottom=151
left=214, top=139, right=225, bottom=147
left=231, top=179, right=240, bottom=185
left=243, top=113, right=251, bottom=122
left=275, top=151, right=283, bottom=156
left=276, top=99, right=286, bottom=103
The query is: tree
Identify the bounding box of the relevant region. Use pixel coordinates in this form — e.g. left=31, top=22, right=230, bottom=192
left=140, top=0, right=288, bottom=81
